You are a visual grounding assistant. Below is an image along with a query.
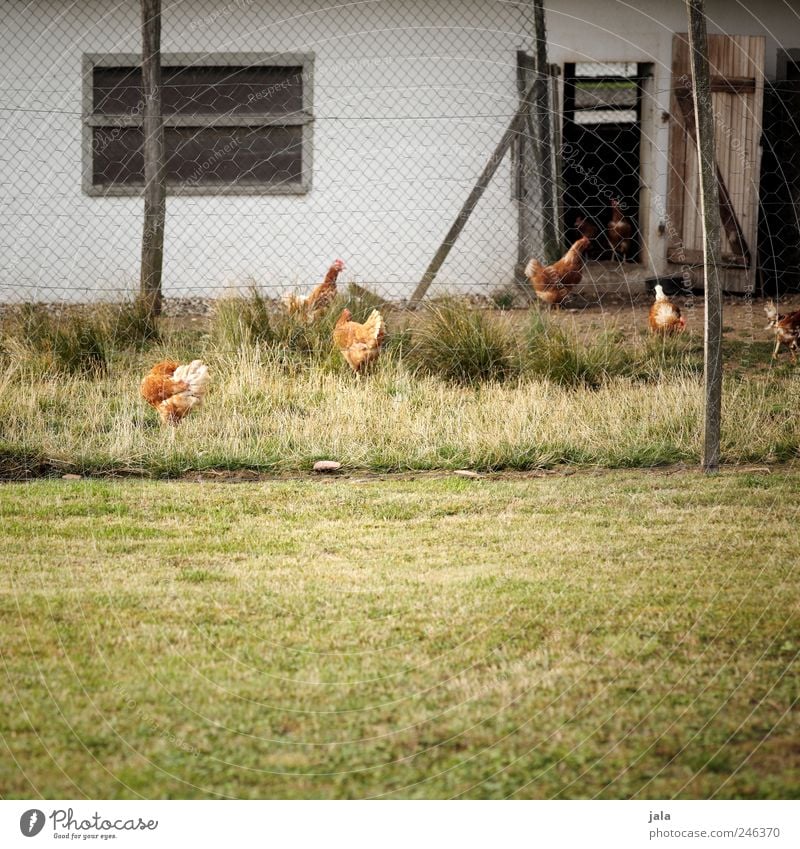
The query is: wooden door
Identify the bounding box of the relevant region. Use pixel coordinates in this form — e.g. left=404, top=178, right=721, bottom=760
left=667, top=34, right=765, bottom=292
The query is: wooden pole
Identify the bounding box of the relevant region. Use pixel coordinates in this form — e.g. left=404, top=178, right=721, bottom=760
left=140, top=0, right=166, bottom=316
left=514, top=52, right=534, bottom=293
left=408, top=77, right=538, bottom=306
left=532, top=0, right=560, bottom=263
left=687, top=0, right=723, bottom=472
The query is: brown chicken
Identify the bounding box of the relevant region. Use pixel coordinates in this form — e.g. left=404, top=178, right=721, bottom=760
left=140, top=359, right=210, bottom=425
left=607, top=199, right=633, bottom=260
left=286, top=258, right=345, bottom=322
left=648, top=285, right=686, bottom=335
left=765, top=303, right=800, bottom=361
left=524, top=237, right=590, bottom=307
left=575, top=215, right=599, bottom=241
left=333, top=308, right=385, bottom=374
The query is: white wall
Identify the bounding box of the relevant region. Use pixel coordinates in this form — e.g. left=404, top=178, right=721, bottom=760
left=2, top=0, right=799, bottom=302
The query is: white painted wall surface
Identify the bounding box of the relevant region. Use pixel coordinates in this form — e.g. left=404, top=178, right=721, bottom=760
left=1, top=0, right=798, bottom=302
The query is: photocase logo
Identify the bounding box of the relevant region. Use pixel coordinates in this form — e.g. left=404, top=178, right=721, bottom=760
left=19, top=809, right=45, bottom=837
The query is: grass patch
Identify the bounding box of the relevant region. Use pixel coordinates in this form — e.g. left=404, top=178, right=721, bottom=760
left=211, top=285, right=274, bottom=350
left=524, top=312, right=701, bottom=387
left=409, top=298, right=520, bottom=383
left=0, top=349, right=796, bottom=476
left=0, top=299, right=160, bottom=377
left=0, top=300, right=795, bottom=476
left=210, top=283, right=395, bottom=369
left=0, top=471, right=797, bottom=798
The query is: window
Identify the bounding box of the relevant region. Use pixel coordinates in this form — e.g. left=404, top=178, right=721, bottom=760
left=82, top=53, right=314, bottom=196
left=569, top=62, right=639, bottom=126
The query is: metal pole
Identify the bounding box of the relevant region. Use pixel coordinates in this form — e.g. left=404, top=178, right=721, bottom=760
left=140, top=0, right=166, bottom=316
left=687, top=0, right=723, bottom=472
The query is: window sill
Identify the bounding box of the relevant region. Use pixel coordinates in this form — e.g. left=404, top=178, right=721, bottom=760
left=83, top=181, right=311, bottom=197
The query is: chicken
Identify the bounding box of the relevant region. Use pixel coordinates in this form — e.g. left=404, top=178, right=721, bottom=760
left=648, top=284, right=686, bottom=335
left=607, top=198, right=633, bottom=260
left=140, top=359, right=210, bottom=425
left=575, top=215, right=599, bottom=242
left=524, top=237, right=590, bottom=307
left=575, top=215, right=600, bottom=259
left=765, top=303, right=800, bottom=361
left=333, top=308, right=385, bottom=374
left=285, top=258, right=345, bottom=322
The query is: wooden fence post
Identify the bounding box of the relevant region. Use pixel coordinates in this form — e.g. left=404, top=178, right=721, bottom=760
left=140, top=0, right=166, bottom=316
left=687, top=0, right=723, bottom=472
left=532, top=0, right=560, bottom=263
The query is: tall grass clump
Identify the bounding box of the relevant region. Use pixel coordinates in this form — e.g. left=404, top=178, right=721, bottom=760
left=211, top=286, right=274, bottom=350
left=408, top=298, right=520, bottom=383
left=640, top=332, right=702, bottom=378
left=523, top=311, right=638, bottom=387
left=1, top=304, right=108, bottom=376
left=103, top=298, right=160, bottom=351
left=0, top=298, right=162, bottom=376
left=268, top=305, right=338, bottom=364
left=342, top=283, right=387, bottom=321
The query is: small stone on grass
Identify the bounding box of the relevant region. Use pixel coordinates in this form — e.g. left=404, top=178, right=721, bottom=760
left=313, top=460, right=342, bottom=474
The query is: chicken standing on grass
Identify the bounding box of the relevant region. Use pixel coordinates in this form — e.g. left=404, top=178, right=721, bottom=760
left=333, top=308, right=385, bottom=375
left=140, top=359, right=210, bottom=425
left=648, top=285, right=686, bottom=335
left=285, top=258, right=345, bottom=322
left=524, top=237, right=590, bottom=308
left=765, top=303, right=800, bottom=361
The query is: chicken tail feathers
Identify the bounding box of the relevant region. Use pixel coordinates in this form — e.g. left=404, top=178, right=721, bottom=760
left=364, top=309, right=386, bottom=344
left=524, top=258, right=542, bottom=282
left=172, top=360, right=210, bottom=400
left=284, top=294, right=303, bottom=315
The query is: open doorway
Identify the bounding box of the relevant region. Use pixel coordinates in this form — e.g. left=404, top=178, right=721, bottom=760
left=561, top=62, right=648, bottom=263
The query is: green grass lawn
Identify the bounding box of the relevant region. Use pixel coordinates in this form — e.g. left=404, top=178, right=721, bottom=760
left=1, top=470, right=798, bottom=799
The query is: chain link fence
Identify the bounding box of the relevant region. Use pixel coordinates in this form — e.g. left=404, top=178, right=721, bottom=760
left=4, top=3, right=798, bottom=321
left=2, top=0, right=566, bottom=310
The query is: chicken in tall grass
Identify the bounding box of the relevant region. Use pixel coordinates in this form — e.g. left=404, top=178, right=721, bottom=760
left=524, top=237, right=590, bottom=308
left=140, top=360, right=210, bottom=425
left=285, top=258, right=345, bottom=323
left=333, top=308, right=385, bottom=375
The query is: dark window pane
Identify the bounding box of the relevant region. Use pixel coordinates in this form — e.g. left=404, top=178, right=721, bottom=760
left=92, top=125, right=144, bottom=185
left=92, top=65, right=304, bottom=116
left=92, top=67, right=144, bottom=115
left=162, top=66, right=304, bottom=115
left=92, top=125, right=303, bottom=187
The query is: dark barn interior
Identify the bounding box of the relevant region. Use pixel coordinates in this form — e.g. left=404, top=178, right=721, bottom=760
left=758, top=76, right=800, bottom=295
left=561, top=62, right=646, bottom=262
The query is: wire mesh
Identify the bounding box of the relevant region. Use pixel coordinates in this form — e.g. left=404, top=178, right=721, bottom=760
left=1, top=0, right=554, bottom=309
left=1, top=1, right=798, bottom=328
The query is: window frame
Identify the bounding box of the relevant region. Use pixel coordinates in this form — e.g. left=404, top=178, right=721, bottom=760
left=81, top=52, right=314, bottom=197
